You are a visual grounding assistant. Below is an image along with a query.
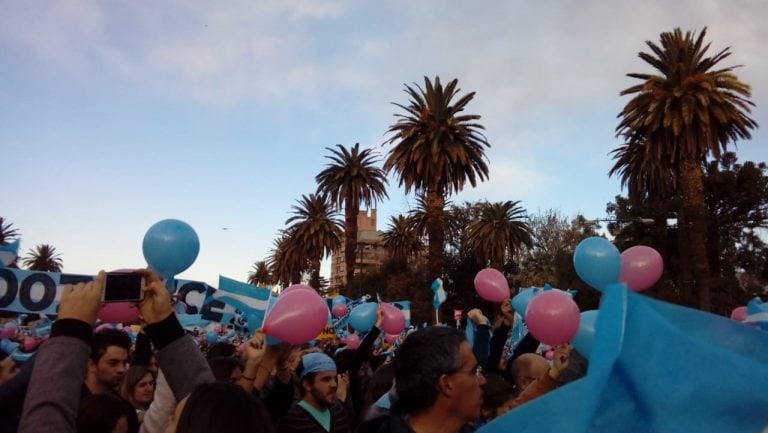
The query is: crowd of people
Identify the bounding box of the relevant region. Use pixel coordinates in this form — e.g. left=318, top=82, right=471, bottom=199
left=0, top=270, right=585, bottom=433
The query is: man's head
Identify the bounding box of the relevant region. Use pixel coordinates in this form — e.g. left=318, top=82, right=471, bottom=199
left=89, top=329, right=131, bottom=391
left=509, top=353, right=549, bottom=393
left=0, top=352, right=19, bottom=386
left=394, top=327, right=485, bottom=422
left=297, top=352, right=338, bottom=409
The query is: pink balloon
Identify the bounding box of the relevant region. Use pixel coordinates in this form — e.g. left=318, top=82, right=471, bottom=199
left=619, top=246, right=663, bottom=292
left=525, top=290, right=580, bottom=346
left=22, top=337, right=39, bottom=352
left=263, top=288, right=329, bottom=344
left=346, top=333, right=361, bottom=349
left=730, top=306, right=748, bottom=322
left=339, top=337, right=347, bottom=344
left=474, top=268, right=511, bottom=302
left=98, top=302, right=140, bottom=324
left=0, top=327, right=16, bottom=340
left=282, top=284, right=315, bottom=294
left=545, top=350, right=554, bottom=361
left=380, top=303, right=406, bottom=335
left=384, top=333, right=399, bottom=344
left=332, top=303, right=349, bottom=318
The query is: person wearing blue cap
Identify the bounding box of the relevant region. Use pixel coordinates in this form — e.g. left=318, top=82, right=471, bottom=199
left=277, top=352, right=351, bottom=433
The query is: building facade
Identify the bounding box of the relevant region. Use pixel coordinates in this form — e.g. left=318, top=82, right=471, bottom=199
left=330, top=209, right=388, bottom=291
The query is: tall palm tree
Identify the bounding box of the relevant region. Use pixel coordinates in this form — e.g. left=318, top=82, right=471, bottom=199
left=316, top=143, right=389, bottom=294
left=23, top=244, right=63, bottom=272
left=0, top=217, right=20, bottom=245
left=267, top=232, right=304, bottom=287
left=381, top=215, right=423, bottom=263
left=384, top=76, right=490, bottom=280
left=615, top=28, right=757, bottom=311
left=466, top=201, right=533, bottom=270
left=285, top=194, right=343, bottom=290
left=247, top=260, right=272, bottom=287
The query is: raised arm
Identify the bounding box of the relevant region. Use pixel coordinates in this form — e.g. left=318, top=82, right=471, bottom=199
left=19, top=272, right=105, bottom=433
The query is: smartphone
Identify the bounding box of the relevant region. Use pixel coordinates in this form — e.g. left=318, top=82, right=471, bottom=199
left=103, top=272, right=146, bottom=303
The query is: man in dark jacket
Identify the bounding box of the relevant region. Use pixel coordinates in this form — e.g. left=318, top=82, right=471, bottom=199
left=357, top=327, right=486, bottom=433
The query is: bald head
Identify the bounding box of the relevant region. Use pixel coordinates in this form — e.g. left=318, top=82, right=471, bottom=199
left=510, top=354, right=549, bottom=392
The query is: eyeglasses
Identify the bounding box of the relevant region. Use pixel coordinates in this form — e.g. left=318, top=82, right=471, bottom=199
left=449, top=364, right=485, bottom=379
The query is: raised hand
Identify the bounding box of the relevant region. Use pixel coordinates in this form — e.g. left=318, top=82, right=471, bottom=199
left=137, top=270, right=173, bottom=325
left=548, top=343, right=573, bottom=380
left=244, top=331, right=266, bottom=367
left=58, top=271, right=106, bottom=325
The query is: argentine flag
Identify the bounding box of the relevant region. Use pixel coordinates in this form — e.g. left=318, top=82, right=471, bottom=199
left=478, top=284, right=768, bottom=433
left=0, top=239, right=20, bottom=267
left=432, top=278, right=447, bottom=310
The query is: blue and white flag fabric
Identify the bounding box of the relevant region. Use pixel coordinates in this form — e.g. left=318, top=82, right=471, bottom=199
left=432, top=278, right=446, bottom=310
left=0, top=239, right=20, bottom=267
left=214, top=276, right=271, bottom=331
left=478, top=284, right=768, bottom=433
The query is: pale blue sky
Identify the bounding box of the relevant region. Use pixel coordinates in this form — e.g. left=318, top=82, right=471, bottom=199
left=2, top=0, right=767, bottom=286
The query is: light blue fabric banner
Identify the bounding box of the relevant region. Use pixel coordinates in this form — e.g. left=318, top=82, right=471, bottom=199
left=479, top=284, right=768, bottom=433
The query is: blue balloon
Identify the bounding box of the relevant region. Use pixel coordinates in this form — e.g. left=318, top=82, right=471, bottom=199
left=332, top=295, right=348, bottom=306
left=349, top=302, right=378, bottom=332
left=142, top=219, right=200, bottom=278
left=573, top=237, right=621, bottom=291
left=572, top=310, right=599, bottom=359
left=205, top=331, right=218, bottom=344
left=512, top=288, right=537, bottom=316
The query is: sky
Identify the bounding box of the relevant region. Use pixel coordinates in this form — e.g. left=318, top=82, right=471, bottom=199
left=2, top=0, right=767, bottom=287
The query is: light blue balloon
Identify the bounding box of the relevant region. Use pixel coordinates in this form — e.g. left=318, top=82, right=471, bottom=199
left=142, top=219, right=200, bottom=278
left=512, top=288, right=537, bottom=316
left=205, top=331, right=218, bottom=344
left=573, top=237, right=621, bottom=291
left=349, top=302, right=378, bottom=332
left=332, top=295, right=348, bottom=306
left=572, top=310, right=599, bottom=359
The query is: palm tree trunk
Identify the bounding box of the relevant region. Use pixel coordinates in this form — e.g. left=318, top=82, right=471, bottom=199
left=344, top=199, right=358, bottom=297
left=426, top=188, right=446, bottom=281
left=310, top=259, right=321, bottom=290
left=678, top=157, right=712, bottom=311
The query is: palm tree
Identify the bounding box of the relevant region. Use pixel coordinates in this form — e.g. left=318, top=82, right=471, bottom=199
left=615, top=28, right=757, bottom=311
left=247, top=260, right=272, bottom=287
left=285, top=194, right=343, bottom=290
left=0, top=217, right=20, bottom=245
left=384, top=76, right=490, bottom=280
left=23, top=244, right=63, bottom=272
left=466, top=201, right=533, bottom=271
left=381, top=215, right=423, bottom=263
left=315, top=143, right=389, bottom=294
left=267, top=232, right=304, bottom=287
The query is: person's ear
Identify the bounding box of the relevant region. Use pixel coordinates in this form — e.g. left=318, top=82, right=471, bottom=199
left=87, top=358, right=96, bottom=373
left=437, top=374, right=455, bottom=397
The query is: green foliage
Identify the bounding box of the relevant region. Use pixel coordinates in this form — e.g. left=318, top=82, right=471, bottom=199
left=23, top=244, right=63, bottom=272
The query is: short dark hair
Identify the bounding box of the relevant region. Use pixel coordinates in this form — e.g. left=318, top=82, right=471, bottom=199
left=394, top=327, right=464, bottom=415
left=481, top=374, right=515, bottom=413
left=77, top=393, right=139, bottom=433
left=207, top=343, right=237, bottom=360
left=175, top=382, right=273, bottom=433
left=91, top=329, right=132, bottom=363
left=0, top=351, right=8, bottom=362
left=208, top=356, right=243, bottom=382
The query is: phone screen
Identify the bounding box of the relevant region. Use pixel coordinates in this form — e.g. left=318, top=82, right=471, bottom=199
left=104, top=273, right=144, bottom=302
